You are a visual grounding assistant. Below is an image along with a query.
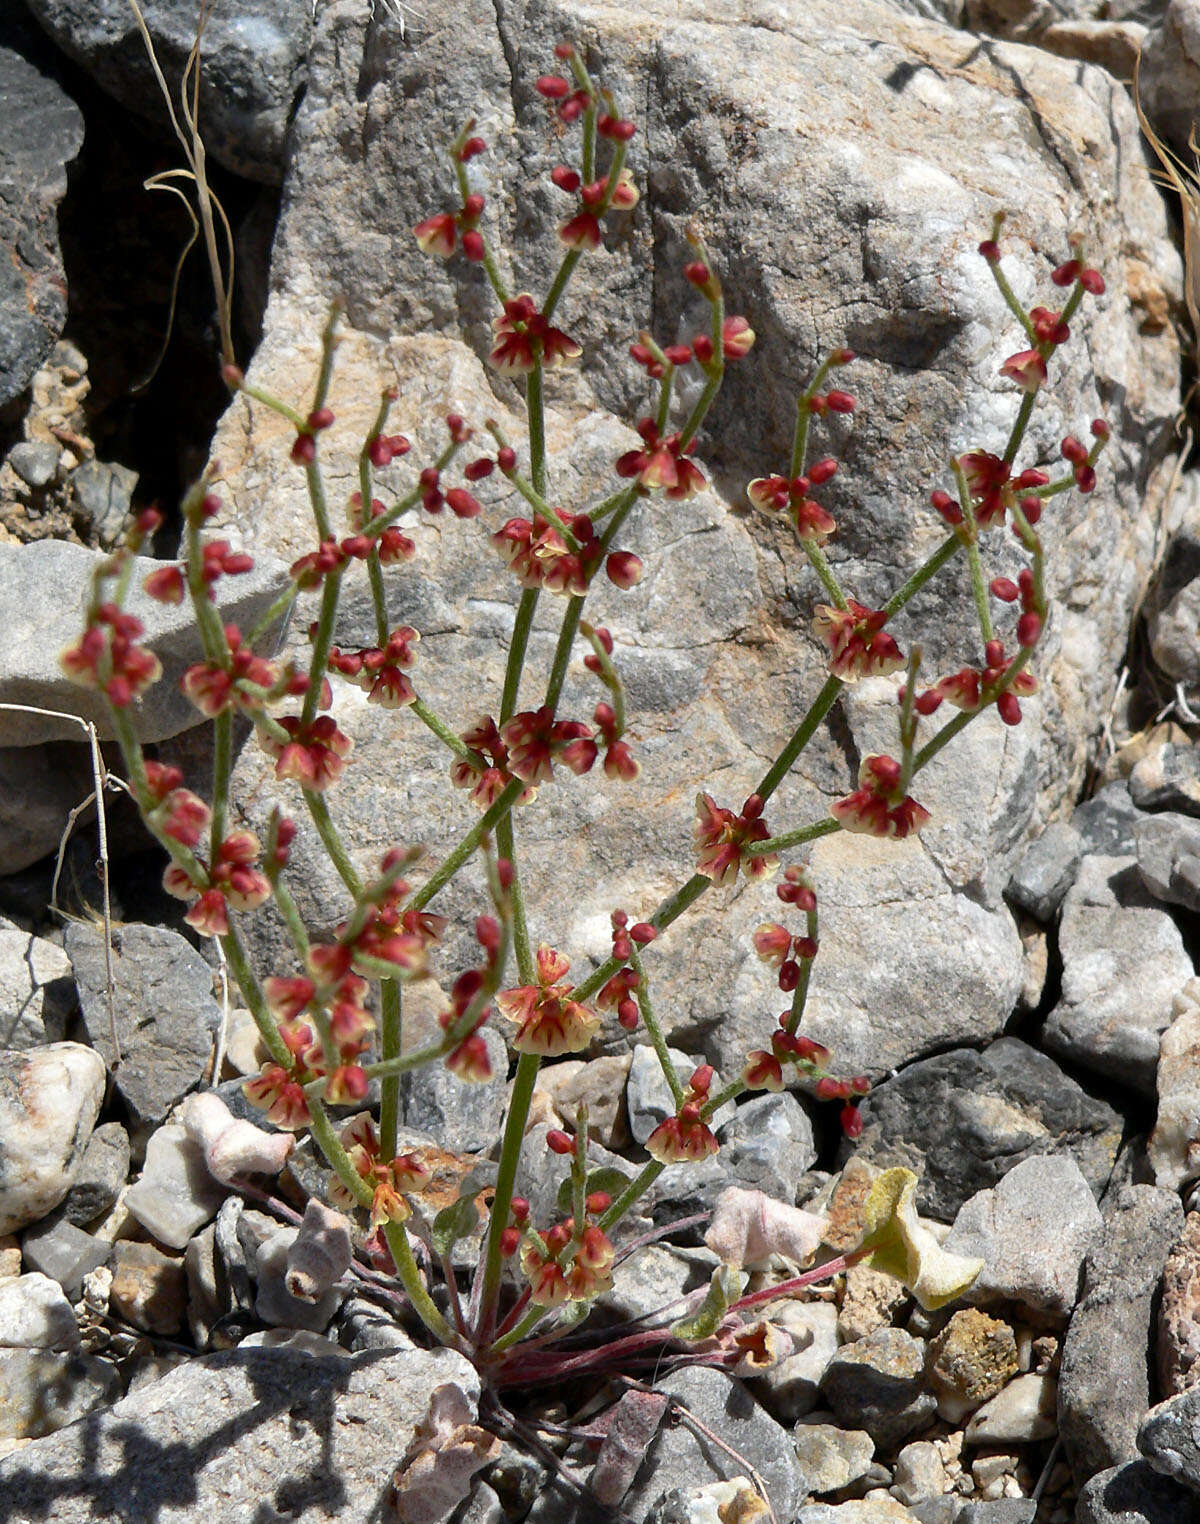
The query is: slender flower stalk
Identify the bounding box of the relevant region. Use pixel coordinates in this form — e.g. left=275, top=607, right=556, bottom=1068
left=69, top=41, right=1110, bottom=1393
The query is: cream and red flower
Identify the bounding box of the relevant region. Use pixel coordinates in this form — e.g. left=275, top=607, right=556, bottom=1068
left=496, top=944, right=599, bottom=1056
left=831, top=754, right=931, bottom=840
left=490, top=294, right=581, bottom=375
left=260, top=714, right=354, bottom=791
left=746, top=474, right=836, bottom=543
left=330, top=626, right=420, bottom=710
left=500, top=706, right=597, bottom=785
left=1000, top=348, right=1047, bottom=393
left=694, top=792, right=777, bottom=886
left=616, top=419, right=706, bottom=499
left=646, top=1100, right=719, bottom=1163
left=325, top=1113, right=431, bottom=1226
left=162, top=829, right=272, bottom=937
left=813, top=601, right=904, bottom=682
left=61, top=602, right=162, bottom=709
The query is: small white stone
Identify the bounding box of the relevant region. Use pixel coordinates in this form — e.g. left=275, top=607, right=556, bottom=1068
left=0, top=1273, right=78, bottom=1350
left=124, top=1124, right=227, bottom=1250
left=892, top=1439, right=947, bottom=1504
left=0, top=1043, right=106, bottom=1235
left=238, top=1328, right=348, bottom=1357
left=965, top=1373, right=1058, bottom=1444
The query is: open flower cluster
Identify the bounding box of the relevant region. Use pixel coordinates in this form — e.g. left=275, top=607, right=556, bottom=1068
left=65, top=50, right=1110, bottom=1394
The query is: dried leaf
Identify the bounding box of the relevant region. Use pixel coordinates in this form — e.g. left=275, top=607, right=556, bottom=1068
left=393, top=1383, right=501, bottom=1524
left=180, top=1091, right=293, bottom=1184
left=704, top=1186, right=826, bottom=1270
left=589, top=1387, right=670, bottom=1506
left=284, top=1198, right=353, bottom=1302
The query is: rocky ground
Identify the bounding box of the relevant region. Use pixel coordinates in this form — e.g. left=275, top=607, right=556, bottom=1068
left=4, top=1, right=1200, bottom=1522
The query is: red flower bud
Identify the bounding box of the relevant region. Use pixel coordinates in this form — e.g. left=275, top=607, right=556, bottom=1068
left=536, top=75, right=571, bottom=99
left=1017, top=612, right=1041, bottom=647
left=606, top=551, right=643, bottom=589
left=546, top=1129, right=576, bottom=1155
left=996, top=691, right=1023, bottom=726
left=461, top=230, right=485, bottom=262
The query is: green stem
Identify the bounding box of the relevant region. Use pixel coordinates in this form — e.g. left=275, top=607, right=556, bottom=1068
left=754, top=674, right=844, bottom=805
left=527, top=363, right=548, bottom=501
left=501, top=590, right=540, bottom=723
left=883, top=534, right=961, bottom=619
left=544, top=596, right=586, bottom=713
left=628, top=945, right=684, bottom=1108
left=409, top=696, right=479, bottom=763
left=408, top=777, right=525, bottom=914
left=301, top=570, right=345, bottom=727
left=248, top=584, right=300, bottom=648
left=804, top=540, right=849, bottom=610
left=753, top=816, right=841, bottom=856
left=598, top=1159, right=665, bottom=1235
left=302, top=788, right=363, bottom=897
left=271, top=876, right=311, bottom=960
left=379, top=978, right=402, bottom=1159
left=220, top=922, right=290, bottom=1068
left=477, top=1051, right=542, bottom=1340
left=210, top=707, right=232, bottom=850
left=496, top=812, right=533, bottom=981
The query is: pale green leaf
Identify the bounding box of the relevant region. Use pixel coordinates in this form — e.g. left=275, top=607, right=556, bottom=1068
left=854, top=1167, right=983, bottom=1311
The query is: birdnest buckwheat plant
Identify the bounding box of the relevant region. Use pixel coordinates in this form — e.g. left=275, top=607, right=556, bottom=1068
left=64, top=41, right=1109, bottom=1519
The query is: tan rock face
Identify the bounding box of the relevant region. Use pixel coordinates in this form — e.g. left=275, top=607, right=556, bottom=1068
left=928, top=1308, right=1020, bottom=1414
left=1159, top=1211, right=1200, bottom=1396
left=202, top=0, right=1180, bottom=1084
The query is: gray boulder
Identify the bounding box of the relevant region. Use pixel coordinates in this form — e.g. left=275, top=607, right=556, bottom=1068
left=0, top=29, right=83, bottom=407
left=213, top=0, right=1180, bottom=1087
left=942, top=1155, right=1102, bottom=1316
left=1138, top=1387, right=1200, bottom=1494
left=0, top=1344, right=480, bottom=1520
left=1077, top=1459, right=1200, bottom=1523
left=1137, top=812, right=1200, bottom=912
left=1043, top=855, right=1193, bottom=1095
left=66, top=920, right=221, bottom=1135
left=1059, top=1185, right=1186, bottom=1486
left=840, top=1037, right=1121, bottom=1222
left=0, top=539, right=288, bottom=748
left=24, top=0, right=311, bottom=184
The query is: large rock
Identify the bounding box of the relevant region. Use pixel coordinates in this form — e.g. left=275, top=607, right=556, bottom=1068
left=208, top=0, right=1180, bottom=1083
left=0, top=20, right=83, bottom=407
left=1149, top=980, right=1200, bottom=1192
left=1158, top=1212, right=1200, bottom=1397
left=66, top=920, right=221, bottom=1134
left=941, top=1155, right=1102, bottom=1316
left=1077, top=1459, right=1198, bottom=1524
left=0, top=1042, right=105, bottom=1234
left=0, top=539, right=288, bottom=748
left=1059, top=1185, right=1186, bottom=1486
left=24, top=0, right=311, bottom=184
left=1138, top=1387, right=1200, bottom=1494
left=839, top=1037, right=1122, bottom=1222
left=0, top=914, right=72, bottom=1049
left=0, top=1344, right=479, bottom=1519
left=1042, top=855, right=1193, bottom=1095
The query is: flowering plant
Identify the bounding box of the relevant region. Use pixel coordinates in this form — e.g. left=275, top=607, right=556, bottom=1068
left=66, top=38, right=1106, bottom=1464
